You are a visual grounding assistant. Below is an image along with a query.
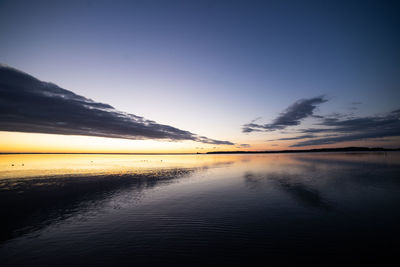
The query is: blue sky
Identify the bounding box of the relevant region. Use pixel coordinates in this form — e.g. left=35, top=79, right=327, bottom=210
left=0, top=0, right=399, bottom=151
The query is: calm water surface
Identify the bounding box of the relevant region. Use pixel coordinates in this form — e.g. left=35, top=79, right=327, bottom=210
left=0, top=152, right=399, bottom=266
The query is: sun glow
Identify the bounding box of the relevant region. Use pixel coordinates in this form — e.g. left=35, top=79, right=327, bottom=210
left=0, top=131, right=235, bottom=153
left=1, top=131, right=396, bottom=154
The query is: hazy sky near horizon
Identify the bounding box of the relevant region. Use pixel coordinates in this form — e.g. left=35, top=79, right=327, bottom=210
left=0, top=0, right=399, bottom=152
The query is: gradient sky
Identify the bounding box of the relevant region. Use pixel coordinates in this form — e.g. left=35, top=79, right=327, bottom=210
left=0, top=0, right=399, bottom=152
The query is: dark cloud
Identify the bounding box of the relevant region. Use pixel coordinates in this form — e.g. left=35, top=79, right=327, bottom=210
left=236, top=143, right=251, bottom=148
left=300, top=128, right=331, bottom=134
left=318, top=110, right=400, bottom=132
left=243, top=96, right=327, bottom=133
left=242, top=124, right=262, bottom=133
left=269, top=134, right=316, bottom=141
left=349, top=102, right=362, bottom=111
left=253, top=96, right=399, bottom=147
left=0, top=65, right=233, bottom=145
left=291, top=109, right=400, bottom=147
left=250, top=117, right=262, bottom=123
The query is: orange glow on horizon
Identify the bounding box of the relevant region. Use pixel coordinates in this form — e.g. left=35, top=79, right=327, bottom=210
left=0, top=131, right=239, bottom=153
left=1, top=131, right=398, bottom=154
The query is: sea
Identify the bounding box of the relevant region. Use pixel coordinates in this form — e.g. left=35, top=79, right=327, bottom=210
left=0, top=152, right=399, bottom=266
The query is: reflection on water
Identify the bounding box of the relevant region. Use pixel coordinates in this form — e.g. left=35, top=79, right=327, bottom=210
left=244, top=172, right=333, bottom=210
left=0, top=152, right=400, bottom=266
left=0, top=154, right=235, bottom=179
left=0, top=169, right=196, bottom=242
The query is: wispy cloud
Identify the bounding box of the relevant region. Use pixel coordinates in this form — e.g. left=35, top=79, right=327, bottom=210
left=268, top=134, right=317, bottom=141
left=0, top=65, right=233, bottom=145
left=243, top=96, right=327, bottom=133
left=236, top=143, right=251, bottom=148
left=246, top=95, right=399, bottom=147
left=291, top=109, right=400, bottom=147
left=348, top=101, right=362, bottom=111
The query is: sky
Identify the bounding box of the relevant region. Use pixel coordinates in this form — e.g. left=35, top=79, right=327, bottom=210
left=0, top=0, right=399, bottom=153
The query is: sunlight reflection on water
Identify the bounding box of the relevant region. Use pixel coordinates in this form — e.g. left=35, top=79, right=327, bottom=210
left=0, top=152, right=399, bottom=266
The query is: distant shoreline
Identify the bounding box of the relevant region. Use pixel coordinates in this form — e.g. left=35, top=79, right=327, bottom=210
left=0, top=152, right=195, bottom=155
left=0, top=147, right=399, bottom=155
left=206, top=147, right=400, bottom=154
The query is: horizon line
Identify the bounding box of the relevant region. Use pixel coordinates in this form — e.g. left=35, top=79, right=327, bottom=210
left=1, top=146, right=399, bottom=155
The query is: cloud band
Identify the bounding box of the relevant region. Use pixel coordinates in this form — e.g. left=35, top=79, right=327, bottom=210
left=0, top=65, right=233, bottom=145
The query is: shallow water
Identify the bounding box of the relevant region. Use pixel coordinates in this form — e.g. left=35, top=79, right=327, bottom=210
left=0, top=152, right=399, bottom=266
